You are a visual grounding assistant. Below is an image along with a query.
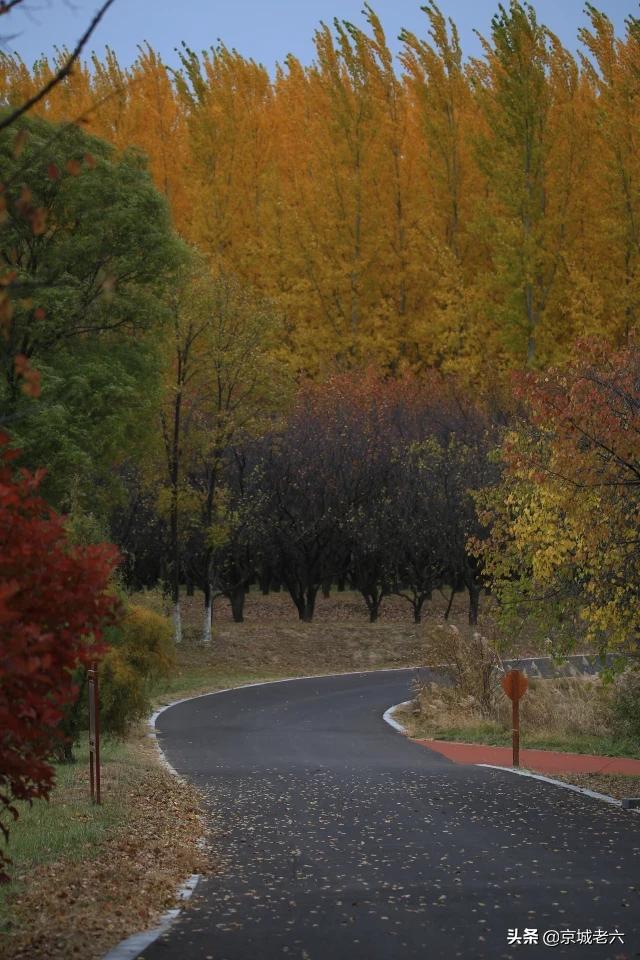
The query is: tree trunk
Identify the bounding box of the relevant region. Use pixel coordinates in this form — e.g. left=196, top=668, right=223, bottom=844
left=230, top=585, right=246, bottom=623
left=168, top=385, right=182, bottom=643
left=444, top=587, right=455, bottom=620
left=260, top=570, right=271, bottom=595
left=302, top=586, right=318, bottom=623
left=360, top=590, right=383, bottom=623
left=322, top=578, right=331, bottom=599
left=202, top=580, right=212, bottom=644
left=468, top=585, right=481, bottom=626
left=285, top=579, right=317, bottom=621
left=172, top=601, right=182, bottom=644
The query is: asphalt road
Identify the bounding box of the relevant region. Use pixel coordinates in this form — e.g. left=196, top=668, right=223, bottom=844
left=141, top=669, right=640, bottom=960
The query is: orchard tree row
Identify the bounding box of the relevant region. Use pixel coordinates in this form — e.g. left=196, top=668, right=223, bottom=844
left=116, top=372, right=500, bottom=634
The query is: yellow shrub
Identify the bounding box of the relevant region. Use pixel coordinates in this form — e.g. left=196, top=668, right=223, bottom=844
left=98, top=604, right=174, bottom=738
left=118, top=605, right=175, bottom=679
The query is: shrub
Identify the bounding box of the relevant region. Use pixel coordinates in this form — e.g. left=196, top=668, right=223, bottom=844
left=610, top=668, right=640, bottom=742
left=0, top=435, right=118, bottom=879
left=60, top=604, right=174, bottom=747
left=98, top=605, right=174, bottom=738
left=415, top=623, right=612, bottom=739
left=425, top=624, right=502, bottom=715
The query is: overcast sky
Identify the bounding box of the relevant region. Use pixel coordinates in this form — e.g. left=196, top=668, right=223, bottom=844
left=3, top=1, right=637, bottom=70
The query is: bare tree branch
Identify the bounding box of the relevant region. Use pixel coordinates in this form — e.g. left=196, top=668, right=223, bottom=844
left=0, top=1, right=29, bottom=16
left=0, top=0, right=116, bottom=132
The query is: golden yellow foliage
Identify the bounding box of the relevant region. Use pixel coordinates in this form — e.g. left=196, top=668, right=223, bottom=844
left=2, top=4, right=639, bottom=382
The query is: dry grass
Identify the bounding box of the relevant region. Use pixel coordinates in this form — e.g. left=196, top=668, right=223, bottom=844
left=403, top=623, right=640, bottom=757
left=137, top=587, right=520, bottom=697
left=409, top=675, right=629, bottom=751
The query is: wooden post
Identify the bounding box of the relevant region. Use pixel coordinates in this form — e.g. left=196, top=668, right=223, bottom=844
left=501, top=669, right=528, bottom=769
left=88, top=663, right=101, bottom=805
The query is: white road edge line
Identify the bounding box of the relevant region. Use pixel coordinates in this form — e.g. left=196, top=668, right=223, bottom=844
left=382, top=701, right=635, bottom=812
left=382, top=701, right=413, bottom=733
left=476, top=764, right=622, bottom=806
left=103, top=665, right=419, bottom=960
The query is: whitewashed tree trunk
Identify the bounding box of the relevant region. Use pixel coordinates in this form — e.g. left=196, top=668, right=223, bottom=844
left=172, top=601, right=182, bottom=644
left=202, top=598, right=213, bottom=644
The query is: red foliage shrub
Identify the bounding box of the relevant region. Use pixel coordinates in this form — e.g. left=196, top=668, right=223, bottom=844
left=0, top=434, right=119, bottom=880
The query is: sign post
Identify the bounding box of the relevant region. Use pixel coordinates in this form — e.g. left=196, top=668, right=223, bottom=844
left=88, top=663, right=101, bottom=804
left=500, top=669, right=528, bottom=768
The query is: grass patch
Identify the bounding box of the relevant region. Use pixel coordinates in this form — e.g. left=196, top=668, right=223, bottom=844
left=0, top=736, right=133, bottom=931
left=136, top=587, right=488, bottom=695
left=150, top=662, right=286, bottom=705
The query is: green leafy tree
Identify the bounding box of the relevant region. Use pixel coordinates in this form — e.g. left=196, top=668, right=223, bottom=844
left=0, top=113, right=186, bottom=511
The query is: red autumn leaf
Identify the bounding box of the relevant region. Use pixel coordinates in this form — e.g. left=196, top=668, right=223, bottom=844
left=13, top=354, right=28, bottom=375
left=30, top=207, right=47, bottom=236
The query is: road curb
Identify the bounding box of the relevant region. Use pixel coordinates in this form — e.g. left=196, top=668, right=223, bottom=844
left=101, top=874, right=200, bottom=960
left=476, top=764, right=622, bottom=806
left=101, top=698, right=207, bottom=960
left=382, top=700, right=413, bottom=733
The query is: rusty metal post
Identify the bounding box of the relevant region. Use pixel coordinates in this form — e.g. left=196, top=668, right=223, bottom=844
left=512, top=695, right=520, bottom=768
left=88, top=663, right=101, bottom=805
left=89, top=721, right=95, bottom=802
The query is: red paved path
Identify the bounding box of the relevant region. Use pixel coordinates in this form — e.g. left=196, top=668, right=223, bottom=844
left=415, top=739, right=640, bottom=775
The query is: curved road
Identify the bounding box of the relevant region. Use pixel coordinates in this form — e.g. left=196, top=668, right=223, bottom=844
left=142, top=669, right=640, bottom=960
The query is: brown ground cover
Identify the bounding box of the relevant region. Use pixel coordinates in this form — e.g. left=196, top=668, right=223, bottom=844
left=0, top=733, right=208, bottom=960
